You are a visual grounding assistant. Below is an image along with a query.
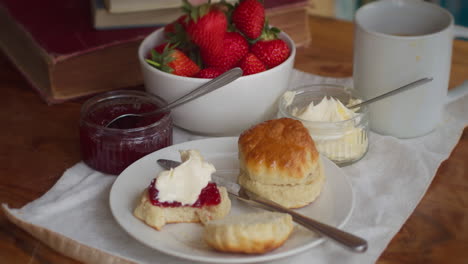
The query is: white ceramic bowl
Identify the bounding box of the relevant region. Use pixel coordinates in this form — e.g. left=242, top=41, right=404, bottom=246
left=138, top=28, right=296, bottom=136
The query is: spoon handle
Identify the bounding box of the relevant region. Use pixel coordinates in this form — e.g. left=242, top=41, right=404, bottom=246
left=349, top=77, right=433, bottom=109
left=157, top=67, right=243, bottom=113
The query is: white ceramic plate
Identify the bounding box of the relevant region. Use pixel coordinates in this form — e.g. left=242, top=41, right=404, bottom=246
left=110, top=137, right=354, bottom=263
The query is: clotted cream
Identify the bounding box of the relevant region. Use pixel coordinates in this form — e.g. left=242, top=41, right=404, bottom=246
left=282, top=90, right=368, bottom=164
left=155, top=150, right=215, bottom=205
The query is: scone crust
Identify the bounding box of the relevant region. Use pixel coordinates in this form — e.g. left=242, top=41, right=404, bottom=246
left=133, top=186, right=231, bottom=230
left=238, top=118, right=319, bottom=185
left=204, top=212, right=293, bottom=254
left=238, top=158, right=326, bottom=208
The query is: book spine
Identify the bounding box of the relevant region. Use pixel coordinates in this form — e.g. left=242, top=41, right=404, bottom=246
left=0, top=4, right=58, bottom=104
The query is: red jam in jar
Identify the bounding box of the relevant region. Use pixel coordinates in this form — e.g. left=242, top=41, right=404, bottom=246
left=148, top=179, right=221, bottom=208
left=80, top=90, right=173, bottom=175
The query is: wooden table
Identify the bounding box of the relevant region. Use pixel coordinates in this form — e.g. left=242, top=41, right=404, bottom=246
left=1, top=16, right=467, bottom=264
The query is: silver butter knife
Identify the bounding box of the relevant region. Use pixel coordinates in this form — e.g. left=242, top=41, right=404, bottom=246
left=157, top=159, right=368, bottom=253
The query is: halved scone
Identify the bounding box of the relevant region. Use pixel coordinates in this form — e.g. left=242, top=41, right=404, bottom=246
left=133, top=149, right=231, bottom=230
left=204, top=212, right=293, bottom=254
left=134, top=186, right=231, bottom=230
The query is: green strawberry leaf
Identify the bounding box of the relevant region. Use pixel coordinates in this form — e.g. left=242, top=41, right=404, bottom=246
left=164, top=55, right=176, bottom=64
left=190, top=8, right=198, bottom=21
left=254, top=19, right=281, bottom=42
left=145, top=59, right=160, bottom=68
left=147, top=44, right=178, bottom=72
left=181, top=0, right=192, bottom=11
left=270, top=27, right=281, bottom=34
left=181, top=0, right=213, bottom=22
left=199, top=4, right=210, bottom=17
left=161, top=65, right=174, bottom=73
left=150, top=50, right=160, bottom=61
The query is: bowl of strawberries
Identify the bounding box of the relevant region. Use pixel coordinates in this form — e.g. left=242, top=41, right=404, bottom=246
left=138, top=0, right=296, bottom=136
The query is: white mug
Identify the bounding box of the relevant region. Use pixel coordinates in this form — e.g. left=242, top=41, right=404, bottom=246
left=353, top=0, right=454, bottom=138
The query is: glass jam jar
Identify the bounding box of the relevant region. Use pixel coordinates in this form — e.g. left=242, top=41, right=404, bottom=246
left=278, top=84, right=369, bottom=166
left=80, top=90, right=173, bottom=175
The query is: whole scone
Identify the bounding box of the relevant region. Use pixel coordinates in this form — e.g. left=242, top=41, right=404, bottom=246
left=237, top=162, right=325, bottom=208
left=237, top=118, right=325, bottom=208
left=238, top=117, right=320, bottom=185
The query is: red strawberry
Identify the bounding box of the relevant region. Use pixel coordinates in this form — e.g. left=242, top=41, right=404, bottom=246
left=237, top=53, right=266, bottom=75
left=195, top=68, right=225, bottom=78
left=147, top=43, right=200, bottom=77
left=184, top=2, right=227, bottom=57
left=232, top=0, right=265, bottom=40
left=202, top=32, right=249, bottom=70
left=251, top=39, right=290, bottom=68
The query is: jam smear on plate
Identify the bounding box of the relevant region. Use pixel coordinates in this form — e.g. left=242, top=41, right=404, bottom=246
left=148, top=179, right=221, bottom=208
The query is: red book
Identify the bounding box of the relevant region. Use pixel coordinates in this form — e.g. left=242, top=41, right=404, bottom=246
left=265, top=0, right=308, bottom=10
left=0, top=0, right=160, bottom=104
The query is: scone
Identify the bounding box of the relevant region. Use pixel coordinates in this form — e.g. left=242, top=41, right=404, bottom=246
left=238, top=118, right=325, bottom=208
left=204, top=212, right=293, bottom=254
left=134, top=150, right=231, bottom=230
left=237, top=166, right=324, bottom=208
left=134, top=185, right=231, bottom=230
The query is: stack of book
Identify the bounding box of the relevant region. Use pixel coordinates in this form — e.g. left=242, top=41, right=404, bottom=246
left=92, top=0, right=236, bottom=29
left=0, top=0, right=310, bottom=104
left=93, top=0, right=311, bottom=47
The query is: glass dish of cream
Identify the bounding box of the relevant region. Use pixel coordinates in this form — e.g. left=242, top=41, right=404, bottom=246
left=278, top=84, right=369, bottom=166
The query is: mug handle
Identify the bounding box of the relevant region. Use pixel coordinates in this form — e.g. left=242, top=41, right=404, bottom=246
left=447, top=80, right=468, bottom=104
left=454, top=25, right=468, bottom=39
left=446, top=25, right=468, bottom=104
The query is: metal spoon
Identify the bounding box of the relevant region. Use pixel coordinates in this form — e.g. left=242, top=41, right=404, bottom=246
left=348, top=77, right=433, bottom=109
left=106, top=67, right=243, bottom=128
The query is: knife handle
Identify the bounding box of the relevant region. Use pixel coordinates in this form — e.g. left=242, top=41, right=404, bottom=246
left=242, top=189, right=368, bottom=253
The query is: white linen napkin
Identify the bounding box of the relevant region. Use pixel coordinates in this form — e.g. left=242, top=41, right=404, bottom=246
left=3, top=70, right=468, bottom=264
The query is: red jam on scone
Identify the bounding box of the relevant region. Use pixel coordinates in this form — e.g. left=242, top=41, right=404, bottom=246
left=133, top=150, right=231, bottom=230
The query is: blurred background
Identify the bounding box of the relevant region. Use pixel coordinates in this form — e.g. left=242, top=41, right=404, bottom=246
left=309, top=0, right=468, bottom=27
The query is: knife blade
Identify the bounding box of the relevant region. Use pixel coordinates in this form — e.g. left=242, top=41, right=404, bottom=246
left=156, top=158, right=368, bottom=253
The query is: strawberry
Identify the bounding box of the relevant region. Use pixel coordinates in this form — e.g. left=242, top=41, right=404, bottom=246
left=232, top=0, right=265, bottom=40
left=146, top=43, right=200, bottom=77
left=163, top=15, right=200, bottom=64
left=195, top=67, right=225, bottom=78
left=183, top=1, right=227, bottom=57
left=251, top=39, right=290, bottom=68
left=237, top=53, right=266, bottom=75
left=202, top=32, right=249, bottom=70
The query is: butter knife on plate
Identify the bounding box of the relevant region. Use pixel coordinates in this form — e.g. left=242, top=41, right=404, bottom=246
left=157, top=159, right=368, bottom=253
